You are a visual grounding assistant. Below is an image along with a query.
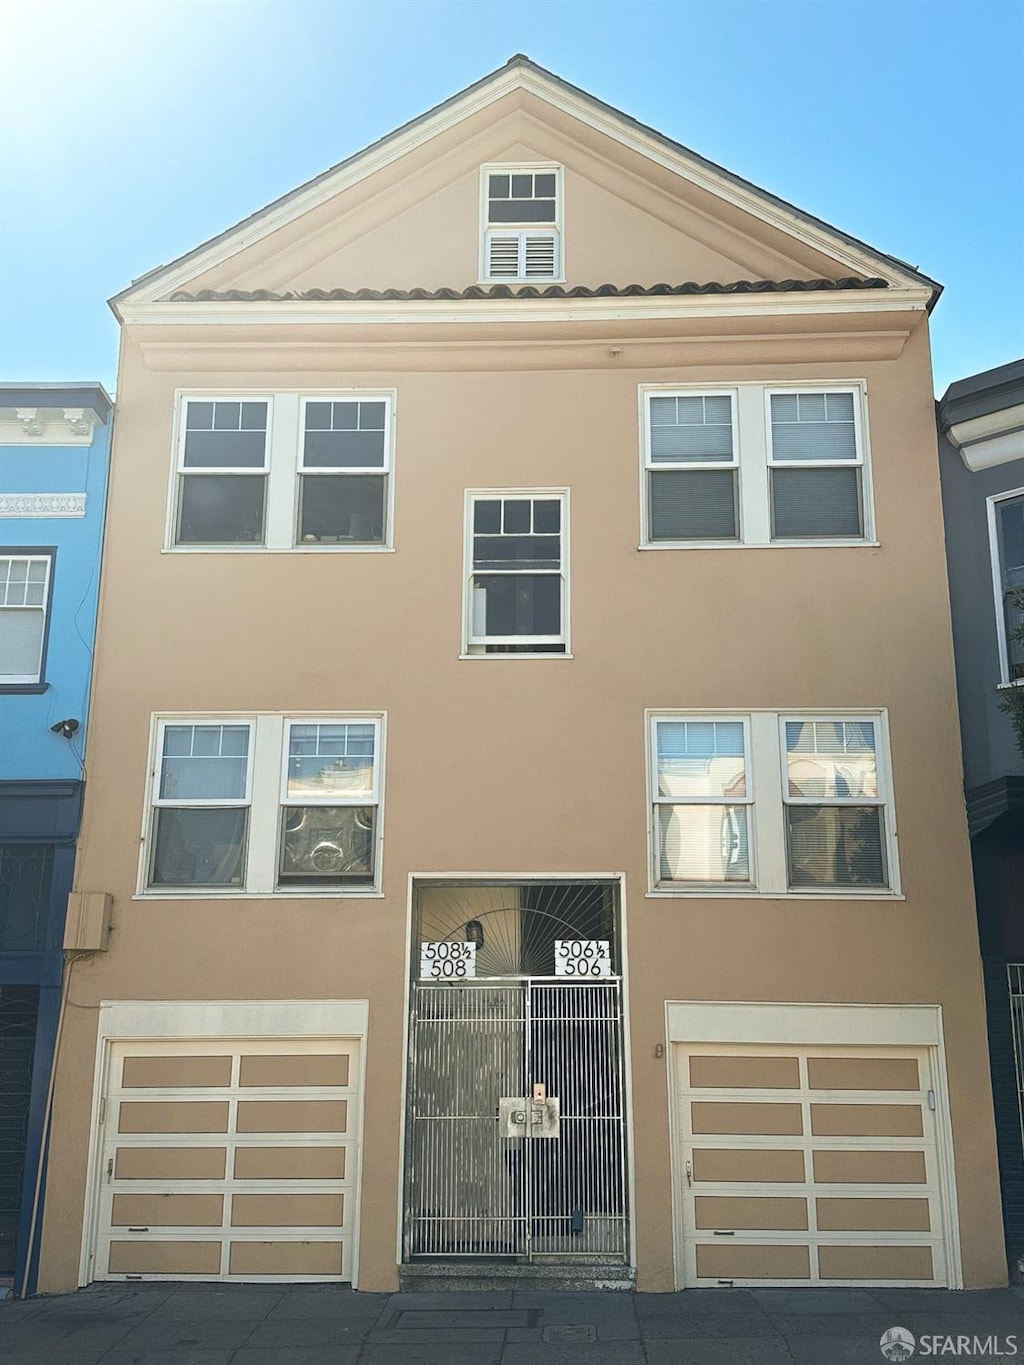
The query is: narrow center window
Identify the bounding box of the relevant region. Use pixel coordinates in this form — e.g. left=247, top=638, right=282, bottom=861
left=467, top=495, right=566, bottom=654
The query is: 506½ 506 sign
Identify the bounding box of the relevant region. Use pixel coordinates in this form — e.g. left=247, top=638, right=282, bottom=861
left=555, top=940, right=611, bottom=978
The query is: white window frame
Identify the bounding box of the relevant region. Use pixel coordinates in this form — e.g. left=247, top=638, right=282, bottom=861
left=166, top=390, right=397, bottom=553
left=987, top=486, right=1024, bottom=687
left=646, top=709, right=900, bottom=898
left=0, top=550, right=54, bottom=685
left=461, top=488, right=571, bottom=660
left=138, top=712, right=386, bottom=898
left=639, top=382, right=876, bottom=549
left=649, top=713, right=756, bottom=891
left=172, top=396, right=272, bottom=548
left=478, top=162, right=565, bottom=284
left=642, top=389, right=742, bottom=543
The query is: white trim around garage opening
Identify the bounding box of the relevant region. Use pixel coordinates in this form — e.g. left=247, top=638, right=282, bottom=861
left=79, top=1000, right=370, bottom=1290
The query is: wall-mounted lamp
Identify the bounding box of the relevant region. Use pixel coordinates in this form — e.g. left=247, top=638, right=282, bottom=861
left=465, top=920, right=485, bottom=949
left=50, top=718, right=80, bottom=740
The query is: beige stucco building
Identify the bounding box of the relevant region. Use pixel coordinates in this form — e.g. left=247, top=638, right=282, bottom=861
left=38, top=57, right=1005, bottom=1295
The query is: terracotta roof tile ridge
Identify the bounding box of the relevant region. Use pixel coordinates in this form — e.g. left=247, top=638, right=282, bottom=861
left=168, top=277, right=889, bottom=303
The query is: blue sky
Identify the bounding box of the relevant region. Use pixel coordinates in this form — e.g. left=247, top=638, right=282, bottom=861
left=0, top=0, right=1021, bottom=395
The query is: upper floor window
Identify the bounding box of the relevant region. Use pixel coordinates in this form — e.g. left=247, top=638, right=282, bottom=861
left=170, top=393, right=394, bottom=551
left=0, top=551, right=54, bottom=687
left=144, top=714, right=384, bottom=895
left=991, top=490, right=1024, bottom=683
left=648, top=710, right=897, bottom=896
left=641, top=384, right=873, bottom=547
left=463, top=491, right=569, bottom=656
left=481, top=165, right=562, bottom=282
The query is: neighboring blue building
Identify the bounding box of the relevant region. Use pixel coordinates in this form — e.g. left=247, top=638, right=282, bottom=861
left=938, top=358, right=1024, bottom=1280
left=0, top=383, right=112, bottom=1295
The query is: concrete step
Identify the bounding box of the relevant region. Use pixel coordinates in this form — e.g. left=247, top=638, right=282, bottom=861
left=399, top=1260, right=635, bottom=1293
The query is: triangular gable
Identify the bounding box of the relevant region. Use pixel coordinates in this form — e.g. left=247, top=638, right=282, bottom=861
left=113, top=55, right=938, bottom=312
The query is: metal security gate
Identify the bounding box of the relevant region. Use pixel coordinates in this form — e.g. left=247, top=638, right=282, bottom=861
left=404, top=977, right=627, bottom=1261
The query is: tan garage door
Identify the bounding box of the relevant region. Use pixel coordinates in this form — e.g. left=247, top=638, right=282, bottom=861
left=676, top=1044, right=948, bottom=1287
left=93, top=1038, right=359, bottom=1282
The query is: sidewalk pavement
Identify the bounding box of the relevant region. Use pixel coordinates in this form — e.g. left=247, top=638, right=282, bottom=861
left=2, top=1282, right=1024, bottom=1365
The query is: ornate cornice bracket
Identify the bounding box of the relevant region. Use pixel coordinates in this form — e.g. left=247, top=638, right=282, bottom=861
left=63, top=408, right=96, bottom=437
left=15, top=408, right=44, bottom=436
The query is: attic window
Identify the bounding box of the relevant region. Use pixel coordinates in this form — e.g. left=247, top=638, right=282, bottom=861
left=482, top=165, right=561, bottom=282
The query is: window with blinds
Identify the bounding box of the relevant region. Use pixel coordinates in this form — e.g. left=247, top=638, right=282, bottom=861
left=646, top=394, right=739, bottom=541
left=481, top=165, right=561, bottom=282
left=768, top=392, right=864, bottom=539
left=640, top=384, right=872, bottom=547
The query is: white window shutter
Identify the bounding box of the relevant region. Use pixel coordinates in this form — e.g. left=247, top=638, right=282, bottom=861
left=486, top=233, right=522, bottom=279
left=485, top=230, right=559, bottom=281
left=524, top=233, right=557, bottom=278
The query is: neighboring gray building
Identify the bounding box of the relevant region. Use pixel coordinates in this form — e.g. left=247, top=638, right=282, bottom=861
left=939, top=358, right=1024, bottom=1278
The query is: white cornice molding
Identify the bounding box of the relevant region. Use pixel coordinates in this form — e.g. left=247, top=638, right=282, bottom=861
left=120, top=286, right=932, bottom=328
left=117, top=66, right=925, bottom=308
left=946, top=403, right=1024, bottom=472
left=0, top=492, right=87, bottom=518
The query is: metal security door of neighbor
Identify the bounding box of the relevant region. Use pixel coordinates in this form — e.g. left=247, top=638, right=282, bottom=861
left=404, top=977, right=627, bottom=1262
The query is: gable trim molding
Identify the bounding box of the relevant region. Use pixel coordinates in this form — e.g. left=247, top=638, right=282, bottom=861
left=112, top=59, right=936, bottom=314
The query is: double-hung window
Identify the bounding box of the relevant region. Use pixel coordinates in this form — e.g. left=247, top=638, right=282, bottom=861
left=646, top=393, right=739, bottom=540
left=768, top=391, right=864, bottom=539
left=648, top=711, right=897, bottom=895
left=280, top=721, right=379, bottom=884
left=641, top=384, right=872, bottom=546
left=481, top=165, right=562, bottom=282
left=175, top=400, right=269, bottom=545
left=464, top=491, right=568, bottom=655
left=0, top=551, right=54, bottom=687
left=299, top=399, right=390, bottom=544
left=990, top=491, right=1024, bottom=683
left=144, top=714, right=384, bottom=895
left=170, top=393, right=395, bottom=550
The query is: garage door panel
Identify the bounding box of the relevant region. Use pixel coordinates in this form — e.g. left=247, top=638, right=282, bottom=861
left=238, top=1055, right=350, bottom=1088
left=95, top=1038, right=360, bottom=1283
left=677, top=1043, right=947, bottom=1287
left=692, top=1148, right=805, bottom=1183
left=230, top=1193, right=344, bottom=1227
left=807, top=1057, right=919, bottom=1091
left=118, top=1101, right=230, bottom=1134
left=233, top=1147, right=347, bottom=1180
left=691, top=1102, right=803, bottom=1135
left=108, top=1240, right=222, bottom=1275
left=236, top=1100, right=348, bottom=1134
left=695, top=1196, right=808, bottom=1230
left=816, top=1198, right=931, bottom=1233
left=111, top=1193, right=224, bottom=1227
left=122, top=1056, right=233, bottom=1089
left=115, top=1148, right=228, bottom=1181
left=689, top=1055, right=800, bottom=1089
left=696, top=1243, right=811, bottom=1280
left=228, top=1241, right=346, bottom=1276
left=810, top=1103, right=924, bottom=1138
left=818, top=1244, right=934, bottom=1280
left=812, top=1149, right=927, bottom=1185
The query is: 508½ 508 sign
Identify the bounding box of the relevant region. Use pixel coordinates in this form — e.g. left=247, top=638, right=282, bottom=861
left=418, top=940, right=612, bottom=979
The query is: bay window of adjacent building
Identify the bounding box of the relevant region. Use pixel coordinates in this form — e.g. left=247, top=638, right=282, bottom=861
left=648, top=711, right=897, bottom=895
left=641, top=383, right=873, bottom=547
left=990, top=490, right=1024, bottom=683
left=0, top=551, right=54, bottom=687
left=143, top=715, right=384, bottom=895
